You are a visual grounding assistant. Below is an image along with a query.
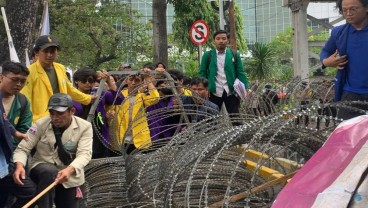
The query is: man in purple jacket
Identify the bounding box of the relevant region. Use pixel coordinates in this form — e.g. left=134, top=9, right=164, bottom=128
left=72, top=68, right=123, bottom=158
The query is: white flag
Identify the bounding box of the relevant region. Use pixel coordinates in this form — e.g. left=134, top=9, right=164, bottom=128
left=40, top=1, right=50, bottom=36
left=25, top=49, right=31, bottom=66
left=1, top=7, right=20, bottom=63
left=9, top=41, right=20, bottom=63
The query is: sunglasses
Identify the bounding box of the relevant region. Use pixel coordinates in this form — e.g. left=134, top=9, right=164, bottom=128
left=80, top=77, right=95, bottom=84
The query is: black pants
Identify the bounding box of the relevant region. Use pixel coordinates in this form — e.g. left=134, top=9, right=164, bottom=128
left=338, top=92, right=368, bottom=120
left=30, top=163, right=78, bottom=208
left=0, top=167, right=36, bottom=208
left=210, top=91, right=241, bottom=125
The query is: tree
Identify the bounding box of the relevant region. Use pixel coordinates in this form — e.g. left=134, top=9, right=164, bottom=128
left=245, top=42, right=276, bottom=82
left=50, top=0, right=152, bottom=69
left=168, top=0, right=247, bottom=53
left=270, top=27, right=293, bottom=64
left=0, top=0, right=39, bottom=64
left=152, top=0, right=168, bottom=67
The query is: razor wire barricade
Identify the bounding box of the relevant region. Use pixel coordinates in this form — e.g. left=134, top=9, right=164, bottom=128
left=82, top=72, right=368, bottom=207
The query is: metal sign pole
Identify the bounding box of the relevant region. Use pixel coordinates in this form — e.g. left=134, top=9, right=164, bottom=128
left=219, top=0, right=224, bottom=30
left=199, top=45, right=203, bottom=65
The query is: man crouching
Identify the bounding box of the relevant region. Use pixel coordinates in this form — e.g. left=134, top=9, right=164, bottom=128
left=12, top=93, right=93, bottom=208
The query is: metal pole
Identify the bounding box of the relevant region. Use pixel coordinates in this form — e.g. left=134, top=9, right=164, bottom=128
left=219, top=0, right=224, bottom=30
left=199, top=45, right=203, bottom=65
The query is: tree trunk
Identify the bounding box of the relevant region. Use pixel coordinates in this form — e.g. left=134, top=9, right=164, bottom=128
left=152, top=0, right=168, bottom=68
left=0, top=0, right=39, bottom=64
left=229, top=0, right=237, bottom=51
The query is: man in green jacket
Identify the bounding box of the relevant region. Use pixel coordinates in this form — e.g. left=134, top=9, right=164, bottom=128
left=199, top=30, right=249, bottom=119
left=0, top=61, right=32, bottom=149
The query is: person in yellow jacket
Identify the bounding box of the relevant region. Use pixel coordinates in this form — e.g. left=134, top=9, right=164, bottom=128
left=20, top=35, right=94, bottom=122
left=109, top=72, right=159, bottom=154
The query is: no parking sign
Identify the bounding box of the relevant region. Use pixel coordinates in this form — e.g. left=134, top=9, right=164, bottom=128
left=190, top=20, right=210, bottom=46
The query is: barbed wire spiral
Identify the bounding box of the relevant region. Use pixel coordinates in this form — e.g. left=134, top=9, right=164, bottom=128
left=83, top=72, right=368, bottom=208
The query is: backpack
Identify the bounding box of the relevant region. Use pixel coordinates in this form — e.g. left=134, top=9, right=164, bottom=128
left=206, top=48, right=238, bottom=76
left=17, top=93, right=28, bottom=116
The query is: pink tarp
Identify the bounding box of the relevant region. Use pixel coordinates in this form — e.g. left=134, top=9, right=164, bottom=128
left=272, top=116, right=368, bottom=208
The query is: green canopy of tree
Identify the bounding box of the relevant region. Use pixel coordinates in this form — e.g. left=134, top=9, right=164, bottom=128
left=167, top=0, right=247, bottom=54
left=245, top=42, right=276, bottom=82
left=50, top=0, right=152, bottom=70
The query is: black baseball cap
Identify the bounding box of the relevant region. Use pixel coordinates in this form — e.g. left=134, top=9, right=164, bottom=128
left=48, top=93, right=73, bottom=112
left=34, top=35, right=61, bottom=51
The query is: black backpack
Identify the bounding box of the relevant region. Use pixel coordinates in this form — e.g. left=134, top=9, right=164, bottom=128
left=17, top=93, right=28, bottom=116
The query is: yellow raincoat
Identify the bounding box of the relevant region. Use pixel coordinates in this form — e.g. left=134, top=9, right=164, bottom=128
left=111, top=89, right=159, bottom=150
left=20, top=60, right=91, bottom=122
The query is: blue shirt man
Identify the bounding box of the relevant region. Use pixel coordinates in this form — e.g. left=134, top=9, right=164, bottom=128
left=320, top=0, right=368, bottom=120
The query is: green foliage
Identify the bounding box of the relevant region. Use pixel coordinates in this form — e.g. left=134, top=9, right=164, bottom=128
left=270, top=27, right=293, bottom=63
left=49, top=0, right=151, bottom=70
left=245, top=42, right=276, bottom=81
left=270, top=27, right=332, bottom=79
left=309, top=30, right=330, bottom=60
left=167, top=0, right=247, bottom=53
left=324, top=67, right=338, bottom=76
left=184, top=61, right=200, bottom=77
left=273, top=64, right=294, bottom=82
left=309, top=30, right=330, bottom=41
left=167, top=45, right=199, bottom=77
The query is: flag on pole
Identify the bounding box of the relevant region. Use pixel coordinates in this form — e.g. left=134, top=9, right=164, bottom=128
left=40, top=1, right=50, bottom=36
left=25, top=49, right=31, bottom=66
left=1, top=7, right=20, bottom=63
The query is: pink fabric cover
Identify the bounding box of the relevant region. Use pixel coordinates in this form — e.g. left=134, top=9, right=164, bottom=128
left=272, top=117, right=368, bottom=208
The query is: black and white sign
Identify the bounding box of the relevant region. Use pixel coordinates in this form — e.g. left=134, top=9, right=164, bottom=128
left=190, top=20, right=210, bottom=46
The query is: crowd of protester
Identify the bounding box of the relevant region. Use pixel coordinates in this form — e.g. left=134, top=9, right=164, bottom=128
left=0, top=35, right=223, bottom=208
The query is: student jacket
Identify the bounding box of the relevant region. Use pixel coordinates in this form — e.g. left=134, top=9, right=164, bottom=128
left=199, top=48, right=249, bottom=94
left=111, top=89, right=159, bottom=150
left=20, top=60, right=91, bottom=122
left=7, top=94, right=33, bottom=148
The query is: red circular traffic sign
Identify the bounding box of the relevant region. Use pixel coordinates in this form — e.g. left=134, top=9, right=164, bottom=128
left=190, top=20, right=210, bottom=46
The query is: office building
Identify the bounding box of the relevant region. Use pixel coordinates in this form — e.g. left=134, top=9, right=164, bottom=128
left=115, top=1, right=340, bottom=44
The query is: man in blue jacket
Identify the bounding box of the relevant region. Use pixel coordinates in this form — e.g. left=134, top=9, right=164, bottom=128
left=320, top=0, right=368, bottom=120
left=199, top=30, right=249, bottom=122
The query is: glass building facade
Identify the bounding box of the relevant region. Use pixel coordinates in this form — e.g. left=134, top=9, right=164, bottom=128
left=115, top=1, right=338, bottom=45
left=237, top=0, right=291, bottom=44
left=124, top=0, right=292, bottom=44
left=116, top=0, right=174, bottom=33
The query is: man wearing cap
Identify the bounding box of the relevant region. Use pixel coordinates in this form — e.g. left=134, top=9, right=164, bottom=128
left=12, top=93, right=93, bottom=208
left=21, top=35, right=95, bottom=122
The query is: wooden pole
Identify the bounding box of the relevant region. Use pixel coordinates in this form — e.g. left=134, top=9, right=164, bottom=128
left=22, top=181, right=58, bottom=208
left=209, top=170, right=297, bottom=208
